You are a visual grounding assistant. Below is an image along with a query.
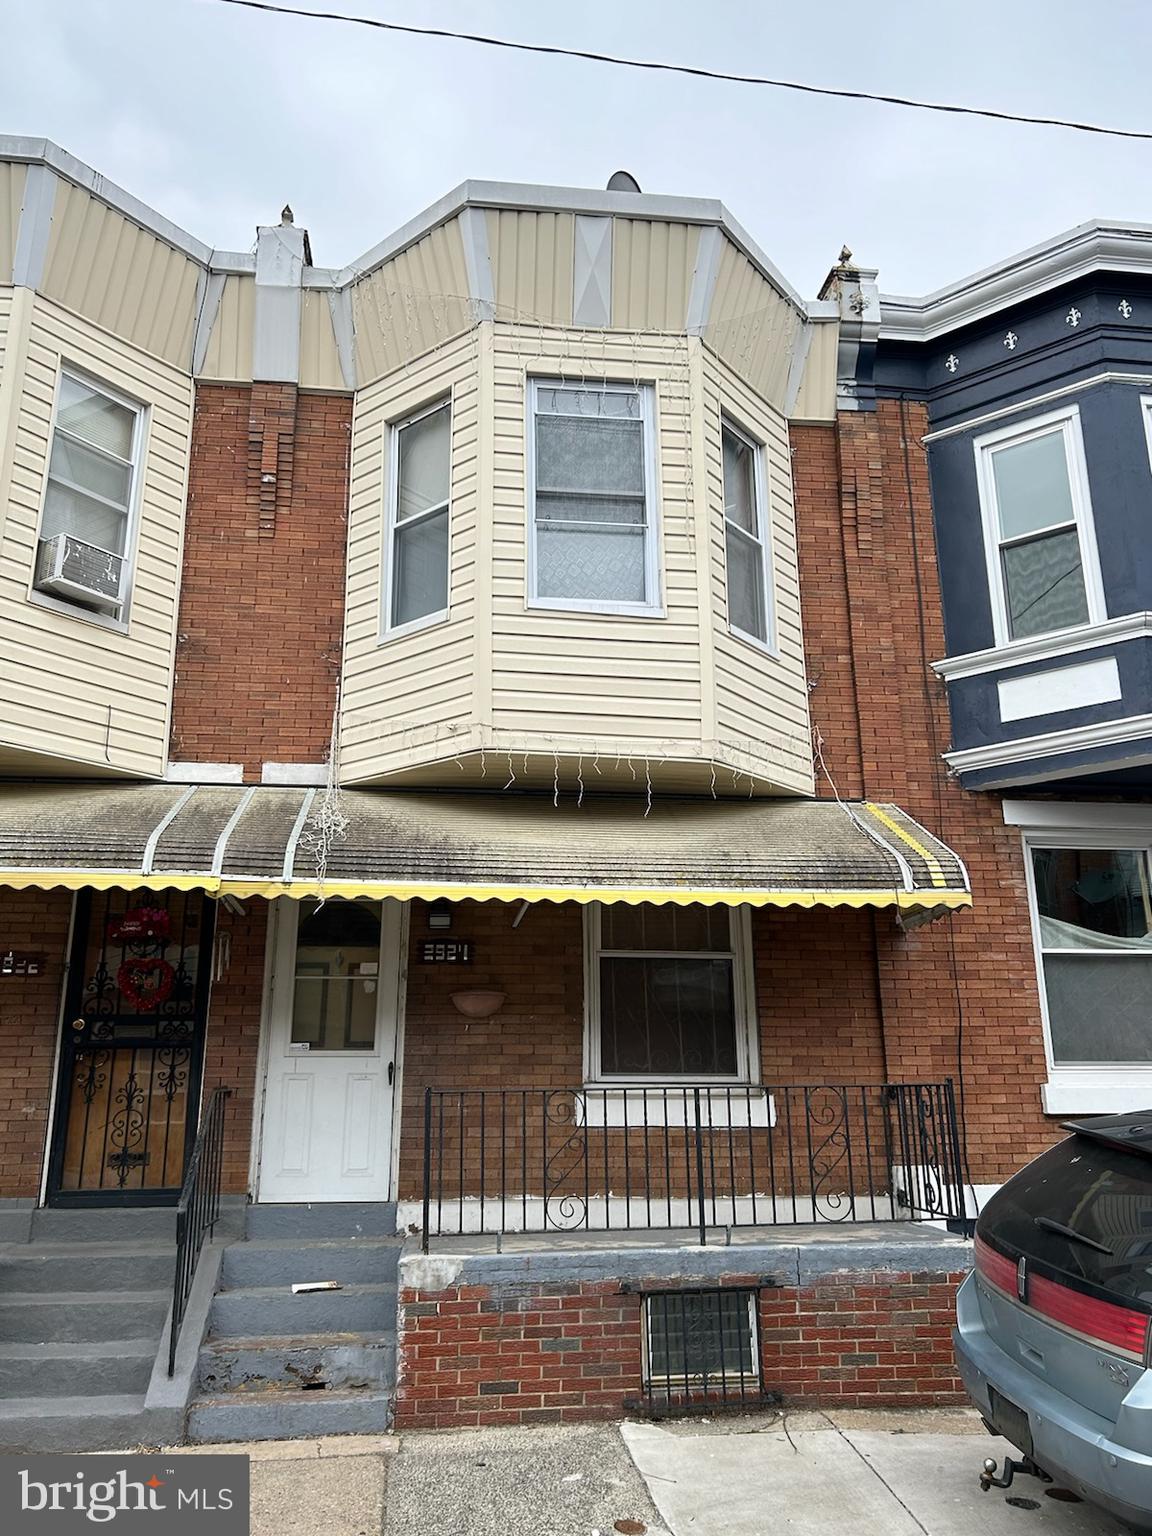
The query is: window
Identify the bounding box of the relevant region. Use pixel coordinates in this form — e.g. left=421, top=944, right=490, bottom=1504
left=385, top=399, right=451, bottom=632
left=290, top=899, right=382, bottom=1052
left=644, top=1288, right=759, bottom=1391
left=34, top=371, right=143, bottom=616
left=1029, top=845, right=1152, bottom=1069
left=529, top=379, right=659, bottom=612
left=721, top=419, right=773, bottom=646
left=974, top=407, right=1103, bottom=644
left=586, top=903, right=754, bottom=1081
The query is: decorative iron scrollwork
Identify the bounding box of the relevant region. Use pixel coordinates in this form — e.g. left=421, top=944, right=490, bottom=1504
left=805, top=1086, right=853, bottom=1222
left=543, top=1090, right=589, bottom=1230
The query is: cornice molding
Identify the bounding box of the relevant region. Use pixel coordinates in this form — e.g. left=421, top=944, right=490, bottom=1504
left=934, top=613, right=1152, bottom=681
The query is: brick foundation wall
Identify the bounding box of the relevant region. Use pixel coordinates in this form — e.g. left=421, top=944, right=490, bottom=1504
left=169, top=382, right=351, bottom=779
left=395, top=1267, right=967, bottom=1429
left=0, top=889, right=72, bottom=1198
left=792, top=409, right=1057, bottom=1182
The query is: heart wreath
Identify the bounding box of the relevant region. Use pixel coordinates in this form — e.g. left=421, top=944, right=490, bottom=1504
left=117, top=957, right=176, bottom=1011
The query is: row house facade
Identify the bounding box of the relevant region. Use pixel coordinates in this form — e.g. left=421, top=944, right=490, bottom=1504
left=0, top=136, right=1128, bottom=1444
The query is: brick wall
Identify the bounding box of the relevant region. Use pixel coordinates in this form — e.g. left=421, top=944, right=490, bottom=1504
left=0, top=890, right=71, bottom=1198
left=394, top=1267, right=966, bottom=1428
left=792, top=408, right=1056, bottom=1181
left=200, top=899, right=269, bottom=1195
left=169, top=382, right=351, bottom=779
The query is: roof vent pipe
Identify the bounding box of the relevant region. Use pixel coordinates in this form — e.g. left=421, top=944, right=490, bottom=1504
left=607, top=170, right=641, bottom=193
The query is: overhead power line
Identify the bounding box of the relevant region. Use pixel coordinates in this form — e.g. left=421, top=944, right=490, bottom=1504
left=198, top=0, right=1152, bottom=143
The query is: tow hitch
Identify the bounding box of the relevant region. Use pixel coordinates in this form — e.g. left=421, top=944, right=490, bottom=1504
left=979, top=1455, right=1053, bottom=1492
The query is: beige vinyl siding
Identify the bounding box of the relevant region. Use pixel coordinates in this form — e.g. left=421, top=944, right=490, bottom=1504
left=300, top=289, right=345, bottom=391
left=791, top=317, right=838, bottom=422
left=486, top=210, right=575, bottom=326
left=612, top=220, right=699, bottom=332
left=0, top=294, right=191, bottom=777
left=0, top=162, right=26, bottom=285
left=702, top=345, right=813, bottom=795
left=340, top=329, right=481, bottom=781
left=351, top=217, right=472, bottom=386
left=199, top=274, right=254, bottom=382
left=489, top=324, right=706, bottom=761
left=40, top=180, right=200, bottom=368
left=704, top=240, right=804, bottom=413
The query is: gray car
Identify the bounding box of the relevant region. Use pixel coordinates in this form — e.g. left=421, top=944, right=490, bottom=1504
left=954, top=1110, right=1152, bottom=1531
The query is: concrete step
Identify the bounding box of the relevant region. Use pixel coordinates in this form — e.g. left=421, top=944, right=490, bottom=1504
left=0, top=1243, right=174, bottom=1293
left=221, top=1238, right=402, bottom=1290
left=30, top=1208, right=177, bottom=1244
left=187, top=1388, right=392, bottom=1444
left=209, top=1283, right=396, bottom=1339
left=198, top=1333, right=395, bottom=1395
left=0, top=1290, right=170, bottom=1343
left=0, top=1339, right=156, bottom=1399
left=245, top=1203, right=396, bottom=1240
left=0, top=1393, right=149, bottom=1453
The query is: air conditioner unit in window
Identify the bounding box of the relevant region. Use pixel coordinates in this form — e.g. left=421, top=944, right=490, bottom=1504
left=34, top=533, right=124, bottom=612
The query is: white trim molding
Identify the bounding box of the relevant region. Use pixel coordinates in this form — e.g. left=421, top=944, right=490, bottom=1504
left=1003, top=799, right=1152, bottom=831
left=944, top=712, right=1152, bottom=777
left=997, top=658, right=1120, bottom=723
left=261, top=762, right=329, bottom=787
left=934, top=612, right=1152, bottom=682
left=166, top=762, right=244, bottom=785
left=923, top=373, right=1152, bottom=445
left=879, top=219, right=1152, bottom=342
left=1041, top=1071, right=1152, bottom=1116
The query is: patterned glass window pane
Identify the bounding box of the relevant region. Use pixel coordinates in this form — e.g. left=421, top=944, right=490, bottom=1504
left=646, top=1291, right=756, bottom=1381
left=1001, top=528, right=1088, bottom=638
left=57, top=376, right=135, bottom=460
left=392, top=508, right=449, bottom=625
left=536, top=414, right=644, bottom=497
left=397, top=404, right=450, bottom=522
left=537, top=524, right=645, bottom=603
left=600, top=956, right=737, bottom=1075
left=991, top=431, right=1075, bottom=540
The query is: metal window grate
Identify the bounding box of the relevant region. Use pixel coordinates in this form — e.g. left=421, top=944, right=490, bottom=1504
left=630, top=1284, right=779, bottom=1418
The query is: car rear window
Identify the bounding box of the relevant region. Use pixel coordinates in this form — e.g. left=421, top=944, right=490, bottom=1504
left=979, top=1134, right=1152, bottom=1306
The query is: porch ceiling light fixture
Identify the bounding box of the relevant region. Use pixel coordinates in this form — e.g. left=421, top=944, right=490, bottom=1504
left=427, top=899, right=453, bottom=931
left=450, top=989, right=506, bottom=1019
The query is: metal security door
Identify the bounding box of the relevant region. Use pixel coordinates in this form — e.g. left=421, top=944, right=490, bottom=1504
left=46, top=889, right=216, bottom=1207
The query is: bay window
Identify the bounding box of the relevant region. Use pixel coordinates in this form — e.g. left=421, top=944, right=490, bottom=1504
left=385, top=398, right=451, bottom=632
left=529, top=379, right=659, bottom=613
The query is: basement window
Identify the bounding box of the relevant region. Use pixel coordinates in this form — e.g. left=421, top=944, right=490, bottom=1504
left=643, top=1288, right=760, bottom=1395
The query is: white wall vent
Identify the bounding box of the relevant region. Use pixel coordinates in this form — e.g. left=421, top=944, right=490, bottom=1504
left=35, top=534, right=124, bottom=612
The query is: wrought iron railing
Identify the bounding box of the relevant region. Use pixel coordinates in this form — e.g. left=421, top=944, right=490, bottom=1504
left=421, top=1081, right=966, bottom=1250
left=168, top=1086, right=230, bottom=1376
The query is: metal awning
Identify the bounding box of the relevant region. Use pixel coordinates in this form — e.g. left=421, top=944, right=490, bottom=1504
left=0, top=784, right=970, bottom=912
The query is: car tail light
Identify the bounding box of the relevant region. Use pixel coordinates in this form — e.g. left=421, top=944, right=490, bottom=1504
left=974, top=1234, right=1017, bottom=1296
left=1029, top=1273, right=1150, bottom=1361
left=975, top=1233, right=1150, bottom=1362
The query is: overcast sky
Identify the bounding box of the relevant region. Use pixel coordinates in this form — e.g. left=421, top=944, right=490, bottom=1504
left=5, top=0, right=1152, bottom=298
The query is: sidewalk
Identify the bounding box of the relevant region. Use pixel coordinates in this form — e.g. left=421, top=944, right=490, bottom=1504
left=171, top=1408, right=1123, bottom=1536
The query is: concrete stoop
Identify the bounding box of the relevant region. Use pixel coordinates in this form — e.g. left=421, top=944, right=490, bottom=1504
left=187, top=1203, right=400, bottom=1443
left=0, top=1208, right=178, bottom=1452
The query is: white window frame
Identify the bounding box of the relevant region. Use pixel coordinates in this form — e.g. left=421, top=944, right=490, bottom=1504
left=526, top=376, right=663, bottom=618
left=641, top=1289, right=760, bottom=1387
left=381, top=395, right=452, bottom=640
left=720, top=414, right=777, bottom=654
left=30, top=365, right=147, bottom=629
left=1020, top=818, right=1152, bottom=1113
left=582, top=903, right=758, bottom=1086
left=973, top=404, right=1105, bottom=648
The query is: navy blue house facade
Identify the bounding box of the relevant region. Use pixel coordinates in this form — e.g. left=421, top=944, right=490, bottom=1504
left=836, top=223, right=1152, bottom=1117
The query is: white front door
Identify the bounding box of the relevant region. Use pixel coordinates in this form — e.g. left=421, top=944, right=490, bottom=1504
left=258, top=897, right=401, bottom=1202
